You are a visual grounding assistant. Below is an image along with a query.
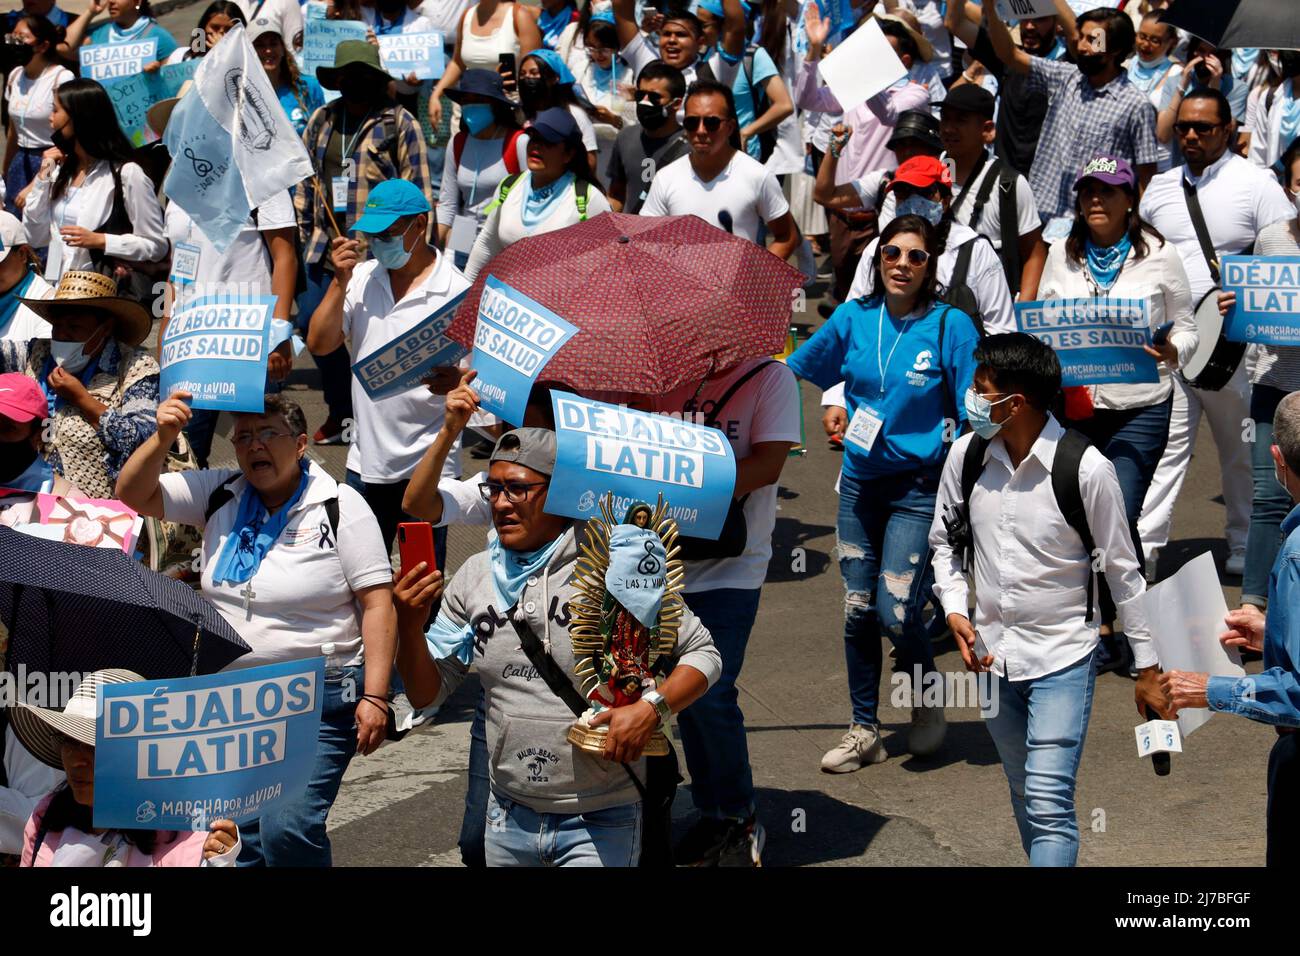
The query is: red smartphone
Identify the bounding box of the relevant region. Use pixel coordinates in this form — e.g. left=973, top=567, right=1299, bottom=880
left=398, top=522, right=437, bottom=577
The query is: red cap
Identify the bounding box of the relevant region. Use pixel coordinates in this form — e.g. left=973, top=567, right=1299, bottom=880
left=887, top=156, right=954, bottom=193
left=0, top=373, right=48, bottom=424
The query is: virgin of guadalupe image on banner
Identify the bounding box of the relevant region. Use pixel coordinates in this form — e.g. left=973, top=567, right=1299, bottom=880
left=567, top=494, right=685, bottom=756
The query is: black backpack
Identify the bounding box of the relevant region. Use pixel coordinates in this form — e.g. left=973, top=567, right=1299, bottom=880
left=965, top=157, right=1023, bottom=297
left=938, top=236, right=991, bottom=336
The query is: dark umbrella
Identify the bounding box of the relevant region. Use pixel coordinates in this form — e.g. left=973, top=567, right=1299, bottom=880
left=1162, top=0, right=1300, bottom=51
left=0, top=527, right=250, bottom=680
left=449, top=212, right=806, bottom=397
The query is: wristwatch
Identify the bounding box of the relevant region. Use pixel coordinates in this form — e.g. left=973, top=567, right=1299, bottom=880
left=642, top=689, right=672, bottom=727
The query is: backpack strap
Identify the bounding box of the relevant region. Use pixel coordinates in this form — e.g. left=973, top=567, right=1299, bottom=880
left=966, top=156, right=1001, bottom=231
left=203, top=474, right=242, bottom=524
left=1050, top=428, right=1097, bottom=622
left=959, top=433, right=990, bottom=511
left=575, top=178, right=590, bottom=221
left=948, top=237, right=988, bottom=336
left=484, top=171, right=525, bottom=215
left=382, top=109, right=400, bottom=171
left=997, top=164, right=1022, bottom=297
left=701, top=360, right=776, bottom=429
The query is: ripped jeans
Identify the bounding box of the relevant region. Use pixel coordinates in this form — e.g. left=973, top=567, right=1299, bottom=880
left=837, top=469, right=940, bottom=727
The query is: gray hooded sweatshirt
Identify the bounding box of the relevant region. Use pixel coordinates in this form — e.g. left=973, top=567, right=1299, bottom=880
left=429, top=524, right=722, bottom=815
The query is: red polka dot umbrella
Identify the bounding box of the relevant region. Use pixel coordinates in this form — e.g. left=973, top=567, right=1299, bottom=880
left=448, top=212, right=805, bottom=396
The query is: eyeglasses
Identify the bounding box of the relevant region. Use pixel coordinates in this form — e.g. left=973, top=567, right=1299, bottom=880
left=478, top=480, right=548, bottom=503
left=881, top=245, right=931, bottom=267
left=1174, top=120, right=1221, bottom=136
left=232, top=428, right=294, bottom=448
left=683, top=115, right=725, bottom=133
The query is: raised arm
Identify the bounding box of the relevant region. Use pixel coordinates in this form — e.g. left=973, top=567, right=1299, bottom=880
left=611, top=0, right=641, bottom=51
left=944, top=0, right=979, bottom=49
left=306, top=237, right=356, bottom=355
left=115, top=390, right=192, bottom=519
left=402, top=369, right=478, bottom=522
left=985, top=4, right=1032, bottom=75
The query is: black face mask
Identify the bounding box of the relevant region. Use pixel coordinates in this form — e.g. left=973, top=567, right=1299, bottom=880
left=1076, top=52, right=1107, bottom=76
left=0, top=437, right=39, bottom=485
left=339, top=77, right=387, bottom=105
left=519, top=77, right=547, bottom=108
left=50, top=123, right=73, bottom=153
left=7, top=42, right=34, bottom=67
left=636, top=99, right=670, bottom=130
left=1281, top=51, right=1300, bottom=79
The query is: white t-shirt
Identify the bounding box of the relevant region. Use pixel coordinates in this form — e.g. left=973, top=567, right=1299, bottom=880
left=5, top=65, right=74, bottom=150
left=641, top=151, right=789, bottom=245
left=158, top=461, right=393, bottom=669
left=165, top=190, right=295, bottom=310
left=342, top=251, right=470, bottom=483
left=0, top=270, right=53, bottom=343
left=948, top=153, right=1041, bottom=252
left=651, top=358, right=801, bottom=592
left=568, top=102, right=599, bottom=154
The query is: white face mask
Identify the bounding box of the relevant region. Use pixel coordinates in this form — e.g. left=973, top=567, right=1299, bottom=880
left=50, top=338, right=95, bottom=375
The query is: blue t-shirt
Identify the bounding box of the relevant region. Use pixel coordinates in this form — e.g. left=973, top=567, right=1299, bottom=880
left=786, top=297, right=981, bottom=480
left=733, top=46, right=778, bottom=160
left=278, top=77, right=326, bottom=136
left=87, top=18, right=179, bottom=61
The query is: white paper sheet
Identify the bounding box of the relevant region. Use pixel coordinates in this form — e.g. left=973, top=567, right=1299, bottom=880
left=1140, top=551, right=1245, bottom=736
left=816, top=18, right=908, bottom=113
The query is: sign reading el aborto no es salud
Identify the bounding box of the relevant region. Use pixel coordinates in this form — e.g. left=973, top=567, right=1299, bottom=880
left=93, top=659, right=324, bottom=830
left=351, top=290, right=468, bottom=401
left=1016, top=297, right=1158, bottom=386
left=159, top=296, right=275, bottom=412
left=1221, top=255, right=1300, bottom=347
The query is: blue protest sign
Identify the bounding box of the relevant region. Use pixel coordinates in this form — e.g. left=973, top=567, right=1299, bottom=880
left=547, top=391, right=737, bottom=539
left=1222, top=255, right=1300, bottom=347
left=79, top=38, right=159, bottom=81
left=94, top=659, right=324, bottom=831
left=106, top=58, right=201, bottom=146
left=378, top=31, right=445, bottom=80
left=471, top=276, right=578, bottom=426
left=1017, top=297, right=1158, bottom=386
left=351, top=289, right=469, bottom=400
left=301, top=18, right=369, bottom=76
left=159, top=296, right=275, bottom=412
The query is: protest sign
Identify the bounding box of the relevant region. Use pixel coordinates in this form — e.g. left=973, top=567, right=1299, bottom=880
left=302, top=18, right=368, bottom=76
left=94, top=659, right=324, bottom=830
left=159, top=296, right=275, bottom=412
left=547, top=392, right=738, bottom=539
left=306, top=0, right=328, bottom=18
left=816, top=17, right=906, bottom=112
left=818, top=0, right=857, bottom=42
left=107, top=59, right=201, bottom=146
left=378, top=32, right=445, bottom=80
left=79, top=38, right=159, bottom=81
left=1221, top=255, right=1300, bottom=347
left=995, top=0, right=1058, bottom=18
left=470, top=277, right=578, bottom=425
left=1016, top=297, right=1158, bottom=386
left=351, top=289, right=469, bottom=401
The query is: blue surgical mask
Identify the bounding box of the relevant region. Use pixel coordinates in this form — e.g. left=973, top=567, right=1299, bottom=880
left=964, top=387, right=1015, bottom=439
left=371, top=222, right=415, bottom=270
left=463, top=103, right=495, bottom=135
left=896, top=194, right=945, bottom=226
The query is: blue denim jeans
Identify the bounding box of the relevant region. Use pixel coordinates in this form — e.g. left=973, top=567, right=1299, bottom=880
left=1244, top=385, right=1293, bottom=607
left=483, top=790, right=642, bottom=867
left=459, top=691, right=490, bottom=867
left=837, top=469, right=940, bottom=727
left=984, top=651, right=1095, bottom=867
left=675, top=587, right=760, bottom=819
left=296, top=258, right=354, bottom=424
left=237, top=663, right=361, bottom=867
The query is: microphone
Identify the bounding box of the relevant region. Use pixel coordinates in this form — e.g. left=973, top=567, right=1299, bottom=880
left=1146, top=707, right=1171, bottom=776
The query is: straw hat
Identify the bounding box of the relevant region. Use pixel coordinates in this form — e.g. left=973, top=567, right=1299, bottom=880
left=9, top=669, right=144, bottom=770
left=146, top=79, right=193, bottom=137
left=874, top=10, right=934, bottom=63
left=19, top=271, right=153, bottom=347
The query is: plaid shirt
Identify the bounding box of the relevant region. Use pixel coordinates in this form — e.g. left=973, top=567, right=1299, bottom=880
left=1025, top=58, right=1160, bottom=221
left=295, top=102, right=432, bottom=266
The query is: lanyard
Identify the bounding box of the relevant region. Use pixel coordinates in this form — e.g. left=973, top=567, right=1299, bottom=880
left=876, top=301, right=917, bottom=397
left=340, top=112, right=372, bottom=167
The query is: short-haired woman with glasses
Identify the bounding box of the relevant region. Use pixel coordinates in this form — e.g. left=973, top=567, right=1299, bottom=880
left=114, top=391, right=398, bottom=867
left=787, top=214, right=983, bottom=773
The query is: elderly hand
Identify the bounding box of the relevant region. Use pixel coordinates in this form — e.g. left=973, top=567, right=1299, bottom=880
left=1222, top=605, right=1266, bottom=654
left=155, top=390, right=194, bottom=446
left=1135, top=666, right=1172, bottom=719
left=1158, top=669, right=1211, bottom=717
left=590, top=700, right=659, bottom=763
left=202, top=819, right=239, bottom=860
left=47, top=365, right=90, bottom=405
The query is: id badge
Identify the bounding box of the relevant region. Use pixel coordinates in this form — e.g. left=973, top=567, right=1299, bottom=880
left=449, top=214, right=477, bottom=256
left=331, top=176, right=349, bottom=212
left=845, top=404, right=884, bottom=453
left=170, top=241, right=201, bottom=285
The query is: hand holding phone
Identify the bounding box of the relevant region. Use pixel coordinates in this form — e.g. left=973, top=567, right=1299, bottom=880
left=498, top=53, right=518, bottom=94
left=398, top=522, right=437, bottom=577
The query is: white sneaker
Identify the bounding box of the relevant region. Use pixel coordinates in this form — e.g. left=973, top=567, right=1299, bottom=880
left=908, top=706, right=947, bottom=756
left=1226, top=551, right=1246, bottom=576
left=820, top=723, right=886, bottom=773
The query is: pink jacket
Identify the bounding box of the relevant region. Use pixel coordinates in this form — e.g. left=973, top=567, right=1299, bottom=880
left=21, top=793, right=206, bottom=867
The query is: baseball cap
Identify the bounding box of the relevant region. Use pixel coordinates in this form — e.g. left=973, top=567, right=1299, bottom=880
left=887, top=155, right=954, bottom=193
left=0, top=210, right=30, bottom=256
left=0, top=372, right=48, bottom=424
left=1073, top=154, right=1137, bottom=191
left=248, top=13, right=284, bottom=45
left=490, top=428, right=557, bottom=478
left=528, top=107, right=582, bottom=147
left=939, top=84, right=995, bottom=119
left=351, top=179, right=431, bottom=234
left=887, top=109, right=942, bottom=152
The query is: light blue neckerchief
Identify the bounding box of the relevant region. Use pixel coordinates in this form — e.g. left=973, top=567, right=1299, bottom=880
left=0, top=269, right=37, bottom=338
left=0, top=449, right=54, bottom=495
left=1232, top=48, right=1260, bottom=81
left=210, top=459, right=311, bottom=585
left=521, top=171, right=576, bottom=229
left=1128, top=56, right=1172, bottom=94
left=1045, top=38, right=1067, bottom=62
left=1085, top=233, right=1132, bottom=292
left=107, top=16, right=153, bottom=43
left=487, top=526, right=566, bottom=610
left=605, top=524, right=666, bottom=628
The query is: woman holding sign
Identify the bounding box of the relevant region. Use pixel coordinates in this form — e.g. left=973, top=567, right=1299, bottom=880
left=1037, top=155, right=1195, bottom=669
left=786, top=214, right=982, bottom=773
left=63, top=0, right=179, bottom=67
left=3, top=14, right=74, bottom=217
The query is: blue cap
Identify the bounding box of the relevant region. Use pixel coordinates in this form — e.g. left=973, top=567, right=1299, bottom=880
left=590, top=8, right=615, bottom=24
left=528, top=107, right=581, bottom=146
left=523, top=48, right=575, bottom=85
left=352, top=179, right=430, bottom=234
left=695, top=0, right=724, bottom=18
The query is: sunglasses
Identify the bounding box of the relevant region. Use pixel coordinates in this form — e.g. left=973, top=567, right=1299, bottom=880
left=880, top=245, right=931, bottom=267
left=683, top=115, right=725, bottom=133
left=1174, top=120, right=1221, bottom=136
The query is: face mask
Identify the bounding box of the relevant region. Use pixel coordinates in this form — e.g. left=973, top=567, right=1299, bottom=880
left=50, top=336, right=98, bottom=375
left=1281, top=52, right=1300, bottom=79
left=462, top=103, right=495, bottom=134
left=370, top=221, right=414, bottom=270
left=50, top=123, right=73, bottom=154
left=519, top=77, right=547, bottom=107
left=964, top=388, right=1015, bottom=440
left=1276, top=460, right=1294, bottom=499
left=896, top=194, right=944, bottom=226
left=1077, top=52, right=1107, bottom=76
left=9, top=42, right=34, bottom=67
left=0, top=436, right=39, bottom=485
left=636, top=98, right=670, bottom=129
left=339, top=77, right=385, bottom=104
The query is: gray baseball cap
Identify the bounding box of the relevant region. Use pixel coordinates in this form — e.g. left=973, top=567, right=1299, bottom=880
left=490, top=428, right=557, bottom=477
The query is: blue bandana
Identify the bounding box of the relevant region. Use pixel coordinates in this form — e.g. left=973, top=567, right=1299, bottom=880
left=604, top=524, right=667, bottom=628
left=526, top=47, right=576, bottom=86
left=0, top=269, right=36, bottom=339
left=521, top=171, right=576, bottom=228
left=488, top=526, right=566, bottom=609
left=538, top=4, right=575, bottom=49
left=210, top=459, right=311, bottom=586
left=1128, top=56, right=1171, bottom=94
left=1085, top=233, right=1132, bottom=292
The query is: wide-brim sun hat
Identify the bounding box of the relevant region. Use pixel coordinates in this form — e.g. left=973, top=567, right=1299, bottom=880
left=446, top=67, right=516, bottom=108
left=317, top=39, right=392, bottom=90
left=9, top=669, right=145, bottom=770
left=19, top=271, right=153, bottom=347
left=874, top=11, right=934, bottom=63
left=145, top=79, right=192, bottom=137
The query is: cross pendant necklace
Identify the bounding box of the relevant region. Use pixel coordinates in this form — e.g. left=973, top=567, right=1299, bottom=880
left=241, top=581, right=256, bottom=620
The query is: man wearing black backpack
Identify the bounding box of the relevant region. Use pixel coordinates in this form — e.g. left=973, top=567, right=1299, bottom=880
left=929, top=333, right=1170, bottom=867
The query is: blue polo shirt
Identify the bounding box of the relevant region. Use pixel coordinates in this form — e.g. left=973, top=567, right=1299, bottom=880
left=787, top=296, right=981, bottom=481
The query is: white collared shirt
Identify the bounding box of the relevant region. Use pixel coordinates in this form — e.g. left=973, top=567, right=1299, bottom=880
left=342, top=251, right=470, bottom=483
left=1138, top=151, right=1295, bottom=303
left=929, top=417, right=1158, bottom=682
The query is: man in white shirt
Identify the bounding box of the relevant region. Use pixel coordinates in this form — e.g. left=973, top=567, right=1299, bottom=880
left=1137, top=89, right=1296, bottom=576
left=641, top=79, right=799, bottom=260
left=307, top=178, right=470, bottom=558
left=930, top=332, right=1168, bottom=867
left=611, top=0, right=746, bottom=88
